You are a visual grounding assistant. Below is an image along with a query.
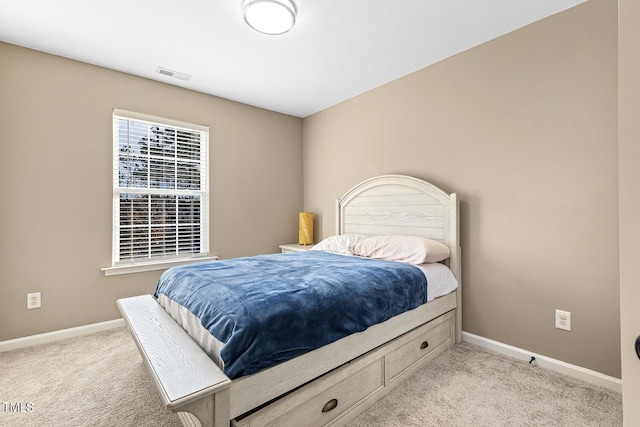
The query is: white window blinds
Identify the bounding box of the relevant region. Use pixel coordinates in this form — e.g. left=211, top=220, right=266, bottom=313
left=112, top=109, right=209, bottom=266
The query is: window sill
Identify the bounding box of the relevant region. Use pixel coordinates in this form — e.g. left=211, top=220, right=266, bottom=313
left=102, top=256, right=219, bottom=276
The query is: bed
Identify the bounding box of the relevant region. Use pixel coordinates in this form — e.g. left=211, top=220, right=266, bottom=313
left=117, top=174, right=461, bottom=427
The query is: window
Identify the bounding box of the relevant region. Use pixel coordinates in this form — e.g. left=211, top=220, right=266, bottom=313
left=110, top=109, right=209, bottom=269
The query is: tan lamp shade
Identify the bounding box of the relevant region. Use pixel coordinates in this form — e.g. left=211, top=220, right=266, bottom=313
left=298, top=212, right=314, bottom=245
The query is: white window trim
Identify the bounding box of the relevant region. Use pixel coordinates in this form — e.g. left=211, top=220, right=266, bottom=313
left=101, top=255, right=218, bottom=276
left=103, top=109, right=211, bottom=276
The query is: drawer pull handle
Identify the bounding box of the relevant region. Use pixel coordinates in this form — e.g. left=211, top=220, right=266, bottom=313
left=322, top=399, right=338, bottom=413
left=420, top=341, right=429, bottom=350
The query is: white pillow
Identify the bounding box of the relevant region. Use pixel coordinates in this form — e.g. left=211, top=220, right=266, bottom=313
left=310, top=234, right=366, bottom=255
left=350, top=235, right=450, bottom=264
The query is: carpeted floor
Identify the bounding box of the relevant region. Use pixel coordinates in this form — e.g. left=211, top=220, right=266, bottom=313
left=0, top=327, right=622, bottom=426
left=348, top=342, right=622, bottom=427
left=0, top=327, right=182, bottom=427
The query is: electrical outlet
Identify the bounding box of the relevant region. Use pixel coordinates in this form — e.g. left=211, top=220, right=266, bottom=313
left=27, top=292, right=41, bottom=309
left=555, top=309, right=571, bottom=331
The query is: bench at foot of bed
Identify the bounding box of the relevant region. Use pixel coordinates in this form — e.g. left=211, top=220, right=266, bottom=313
left=118, top=295, right=232, bottom=427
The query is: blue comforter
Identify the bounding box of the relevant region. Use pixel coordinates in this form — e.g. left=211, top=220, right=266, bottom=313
left=154, top=251, right=427, bottom=379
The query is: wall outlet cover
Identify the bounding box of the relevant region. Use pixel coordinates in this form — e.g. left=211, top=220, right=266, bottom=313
left=555, top=309, right=571, bottom=331
left=27, top=292, right=41, bottom=309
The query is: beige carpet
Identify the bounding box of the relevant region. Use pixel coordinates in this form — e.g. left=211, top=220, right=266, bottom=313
left=0, top=327, right=622, bottom=427
left=348, top=342, right=622, bottom=427
left=0, top=327, right=182, bottom=427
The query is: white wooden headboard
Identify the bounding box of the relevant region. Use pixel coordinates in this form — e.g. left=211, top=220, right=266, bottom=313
left=336, top=174, right=460, bottom=285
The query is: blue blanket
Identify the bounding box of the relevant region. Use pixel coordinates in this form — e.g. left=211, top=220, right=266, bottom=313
left=154, top=251, right=427, bottom=379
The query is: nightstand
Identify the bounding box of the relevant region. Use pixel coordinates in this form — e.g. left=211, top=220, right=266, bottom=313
left=279, top=243, right=314, bottom=253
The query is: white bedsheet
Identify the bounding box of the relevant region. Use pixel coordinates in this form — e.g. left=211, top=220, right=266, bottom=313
left=415, top=262, right=459, bottom=301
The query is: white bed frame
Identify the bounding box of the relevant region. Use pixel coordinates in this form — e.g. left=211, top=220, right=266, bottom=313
left=117, top=174, right=461, bottom=427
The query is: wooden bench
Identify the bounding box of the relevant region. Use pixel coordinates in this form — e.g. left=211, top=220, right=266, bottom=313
left=117, top=295, right=232, bottom=427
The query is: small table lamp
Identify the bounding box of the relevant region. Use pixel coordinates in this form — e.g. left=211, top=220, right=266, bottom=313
left=298, top=212, right=314, bottom=245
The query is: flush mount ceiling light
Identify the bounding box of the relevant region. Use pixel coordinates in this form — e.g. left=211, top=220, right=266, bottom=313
left=243, top=0, right=296, bottom=35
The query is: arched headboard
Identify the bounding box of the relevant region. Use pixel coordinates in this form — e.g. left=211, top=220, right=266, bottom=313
left=336, top=175, right=461, bottom=338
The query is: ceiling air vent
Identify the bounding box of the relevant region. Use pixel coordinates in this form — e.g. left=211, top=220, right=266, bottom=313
left=156, top=66, right=192, bottom=81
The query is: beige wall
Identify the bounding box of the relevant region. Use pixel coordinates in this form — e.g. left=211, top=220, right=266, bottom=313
left=618, top=0, right=640, bottom=423
left=0, top=42, right=303, bottom=341
left=303, top=0, right=620, bottom=377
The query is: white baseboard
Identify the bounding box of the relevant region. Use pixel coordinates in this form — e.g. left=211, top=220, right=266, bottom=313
left=1, top=323, right=622, bottom=393
left=0, top=319, right=126, bottom=353
left=462, top=331, right=622, bottom=393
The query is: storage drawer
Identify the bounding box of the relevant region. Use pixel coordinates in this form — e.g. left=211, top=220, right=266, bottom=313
left=233, top=357, right=384, bottom=427
left=385, top=311, right=454, bottom=383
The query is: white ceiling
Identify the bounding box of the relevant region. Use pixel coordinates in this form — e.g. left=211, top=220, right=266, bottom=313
left=0, top=0, right=586, bottom=118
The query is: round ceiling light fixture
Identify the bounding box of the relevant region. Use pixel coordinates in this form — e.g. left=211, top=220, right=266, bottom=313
left=243, top=0, right=296, bottom=35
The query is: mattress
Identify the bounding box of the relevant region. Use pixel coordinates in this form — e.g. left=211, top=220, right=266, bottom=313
left=156, top=251, right=458, bottom=378
left=414, top=262, right=459, bottom=302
